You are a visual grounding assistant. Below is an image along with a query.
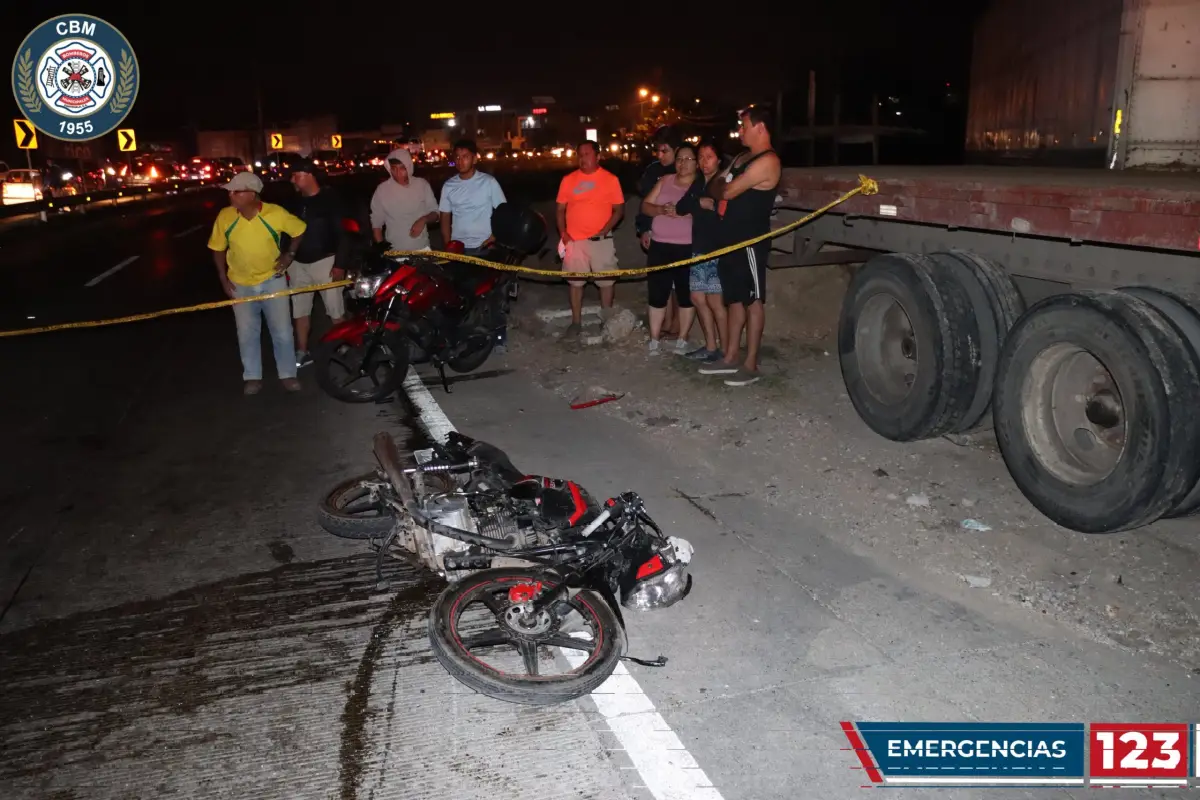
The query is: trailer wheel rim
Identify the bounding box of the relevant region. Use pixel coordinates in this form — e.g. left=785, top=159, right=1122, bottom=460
left=856, top=293, right=918, bottom=405
left=1022, top=343, right=1126, bottom=486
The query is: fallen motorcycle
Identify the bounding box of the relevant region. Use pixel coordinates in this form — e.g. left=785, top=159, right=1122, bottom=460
left=318, top=431, right=695, bottom=705
left=313, top=203, right=545, bottom=401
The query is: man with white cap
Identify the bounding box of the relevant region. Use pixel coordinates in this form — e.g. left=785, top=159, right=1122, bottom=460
left=207, top=170, right=308, bottom=395
left=370, top=147, right=439, bottom=251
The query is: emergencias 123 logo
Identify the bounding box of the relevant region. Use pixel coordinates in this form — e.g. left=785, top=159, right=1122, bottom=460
left=12, top=14, right=140, bottom=142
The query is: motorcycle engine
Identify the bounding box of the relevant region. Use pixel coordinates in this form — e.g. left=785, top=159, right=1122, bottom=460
left=422, top=493, right=531, bottom=582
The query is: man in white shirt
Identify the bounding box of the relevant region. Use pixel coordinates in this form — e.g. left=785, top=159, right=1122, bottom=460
left=439, top=138, right=512, bottom=352
left=369, top=147, right=438, bottom=250
left=439, top=138, right=507, bottom=255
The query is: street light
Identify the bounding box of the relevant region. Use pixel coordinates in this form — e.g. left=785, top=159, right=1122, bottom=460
left=651, top=94, right=660, bottom=104
left=638, top=88, right=649, bottom=99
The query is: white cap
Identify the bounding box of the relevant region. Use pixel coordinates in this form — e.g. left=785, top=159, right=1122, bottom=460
left=223, top=171, right=263, bottom=192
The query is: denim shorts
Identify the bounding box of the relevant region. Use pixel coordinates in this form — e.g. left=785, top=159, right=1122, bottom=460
left=689, top=257, right=722, bottom=294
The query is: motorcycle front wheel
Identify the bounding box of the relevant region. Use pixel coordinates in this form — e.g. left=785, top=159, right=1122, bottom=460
left=428, top=568, right=624, bottom=705
left=314, top=333, right=409, bottom=403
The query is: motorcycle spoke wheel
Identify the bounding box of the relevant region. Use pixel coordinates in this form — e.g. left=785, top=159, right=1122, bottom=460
left=428, top=569, right=623, bottom=705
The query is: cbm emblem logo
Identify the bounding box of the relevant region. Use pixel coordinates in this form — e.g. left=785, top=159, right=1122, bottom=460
left=12, top=15, right=139, bottom=142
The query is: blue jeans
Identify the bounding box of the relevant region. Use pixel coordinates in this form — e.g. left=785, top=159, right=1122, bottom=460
left=464, top=246, right=507, bottom=346
left=232, top=276, right=296, bottom=380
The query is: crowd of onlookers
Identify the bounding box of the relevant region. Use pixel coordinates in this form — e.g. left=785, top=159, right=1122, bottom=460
left=208, top=107, right=782, bottom=393
left=553, top=106, right=782, bottom=387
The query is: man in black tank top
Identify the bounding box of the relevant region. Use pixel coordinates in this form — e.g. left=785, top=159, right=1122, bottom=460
left=700, top=105, right=781, bottom=386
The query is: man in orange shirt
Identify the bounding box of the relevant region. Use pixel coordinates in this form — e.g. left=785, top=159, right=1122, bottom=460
left=555, top=140, right=625, bottom=337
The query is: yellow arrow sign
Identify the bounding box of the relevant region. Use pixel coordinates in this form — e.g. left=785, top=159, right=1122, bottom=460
left=13, top=119, right=37, bottom=149
left=117, top=128, right=137, bottom=152
left=269, top=132, right=283, bottom=150
left=330, top=134, right=342, bottom=149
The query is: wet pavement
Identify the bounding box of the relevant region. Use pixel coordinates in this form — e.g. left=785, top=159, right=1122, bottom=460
left=1, top=175, right=1197, bottom=800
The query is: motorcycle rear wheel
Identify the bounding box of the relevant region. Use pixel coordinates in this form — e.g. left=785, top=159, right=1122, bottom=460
left=316, top=472, right=398, bottom=539
left=447, top=336, right=494, bottom=373
left=428, top=568, right=624, bottom=705
left=314, top=334, right=409, bottom=403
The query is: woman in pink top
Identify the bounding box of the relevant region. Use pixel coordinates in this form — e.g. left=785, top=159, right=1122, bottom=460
left=640, top=143, right=698, bottom=355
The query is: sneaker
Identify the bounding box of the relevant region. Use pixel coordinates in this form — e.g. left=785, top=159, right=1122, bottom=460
left=673, top=338, right=689, bottom=355
left=281, top=378, right=302, bottom=392
left=723, top=368, right=761, bottom=387
left=296, top=350, right=313, bottom=368
left=699, top=362, right=739, bottom=375
left=243, top=380, right=263, bottom=395
left=686, top=347, right=720, bottom=364
left=495, top=344, right=508, bottom=355
left=648, top=339, right=662, bottom=356
left=563, top=322, right=582, bottom=340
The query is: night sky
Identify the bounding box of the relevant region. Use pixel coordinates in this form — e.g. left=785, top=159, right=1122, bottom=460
left=6, top=2, right=988, bottom=142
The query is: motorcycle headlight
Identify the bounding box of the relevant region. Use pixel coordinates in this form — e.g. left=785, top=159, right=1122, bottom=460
left=621, top=562, right=692, bottom=611
left=351, top=274, right=385, bottom=298
left=620, top=538, right=694, bottom=612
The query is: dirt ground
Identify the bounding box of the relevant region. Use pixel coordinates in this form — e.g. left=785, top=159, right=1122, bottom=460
left=499, top=235, right=1200, bottom=675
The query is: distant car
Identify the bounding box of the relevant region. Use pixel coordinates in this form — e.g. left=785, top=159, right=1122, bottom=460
left=124, top=159, right=172, bottom=185
left=180, top=157, right=218, bottom=182
left=2, top=169, right=44, bottom=205
left=0, top=161, right=8, bottom=182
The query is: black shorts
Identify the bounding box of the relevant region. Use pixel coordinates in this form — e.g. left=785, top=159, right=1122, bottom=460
left=646, top=241, right=694, bottom=309
left=718, top=241, right=769, bottom=305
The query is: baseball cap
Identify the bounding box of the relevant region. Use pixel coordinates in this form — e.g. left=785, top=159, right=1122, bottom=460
left=223, top=171, right=263, bottom=192
left=288, top=157, right=321, bottom=175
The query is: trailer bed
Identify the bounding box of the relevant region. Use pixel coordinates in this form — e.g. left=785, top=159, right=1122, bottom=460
left=778, top=166, right=1200, bottom=252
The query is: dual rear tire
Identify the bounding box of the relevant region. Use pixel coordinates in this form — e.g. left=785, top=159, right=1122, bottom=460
left=839, top=251, right=1200, bottom=532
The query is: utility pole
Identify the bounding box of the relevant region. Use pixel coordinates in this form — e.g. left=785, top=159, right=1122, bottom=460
left=255, top=69, right=265, bottom=161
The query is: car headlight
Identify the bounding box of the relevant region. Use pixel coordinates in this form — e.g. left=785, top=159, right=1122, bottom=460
left=351, top=274, right=385, bottom=298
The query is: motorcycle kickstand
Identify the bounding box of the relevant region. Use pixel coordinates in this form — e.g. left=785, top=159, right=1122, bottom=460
left=437, top=362, right=451, bottom=393
left=374, top=528, right=400, bottom=590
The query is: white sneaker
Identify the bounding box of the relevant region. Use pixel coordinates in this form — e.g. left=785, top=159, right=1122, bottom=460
left=673, top=338, right=689, bottom=354
left=648, top=339, right=661, bottom=356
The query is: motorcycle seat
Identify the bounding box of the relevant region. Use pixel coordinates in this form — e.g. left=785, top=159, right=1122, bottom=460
left=444, top=261, right=495, bottom=294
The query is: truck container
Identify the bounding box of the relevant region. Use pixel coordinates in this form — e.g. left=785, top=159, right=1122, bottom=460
left=965, top=0, right=1200, bottom=168
left=770, top=0, right=1200, bottom=534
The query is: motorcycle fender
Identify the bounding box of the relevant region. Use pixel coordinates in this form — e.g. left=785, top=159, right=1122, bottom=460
left=320, top=317, right=369, bottom=346
left=319, top=317, right=403, bottom=347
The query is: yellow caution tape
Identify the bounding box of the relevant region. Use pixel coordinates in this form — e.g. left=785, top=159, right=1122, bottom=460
left=0, top=175, right=877, bottom=339
left=0, top=280, right=352, bottom=338
left=384, top=174, right=879, bottom=278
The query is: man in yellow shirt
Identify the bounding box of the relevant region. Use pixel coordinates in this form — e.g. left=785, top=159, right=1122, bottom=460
left=208, top=172, right=307, bottom=394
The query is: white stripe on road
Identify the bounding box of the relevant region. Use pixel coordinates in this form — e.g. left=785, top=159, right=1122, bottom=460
left=85, top=256, right=139, bottom=287
left=400, top=365, right=724, bottom=800
left=172, top=224, right=204, bottom=239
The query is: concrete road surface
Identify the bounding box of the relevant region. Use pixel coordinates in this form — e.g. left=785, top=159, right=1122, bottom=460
left=0, top=176, right=1195, bottom=800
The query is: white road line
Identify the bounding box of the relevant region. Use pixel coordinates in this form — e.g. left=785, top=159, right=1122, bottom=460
left=172, top=224, right=204, bottom=239
left=85, top=256, right=139, bottom=288
left=399, top=365, right=725, bottom=800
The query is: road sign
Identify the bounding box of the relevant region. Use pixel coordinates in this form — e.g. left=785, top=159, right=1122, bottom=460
left=13, top=119, right=37, bottom=149
left=269, top=132, right=283, bottom=150
left=117, top=128, right=137, bottom=152
left=330, top=134, right=342, bottom=149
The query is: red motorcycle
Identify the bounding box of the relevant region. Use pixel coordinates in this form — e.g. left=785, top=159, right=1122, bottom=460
left=314, top=204, right=546, bottom=401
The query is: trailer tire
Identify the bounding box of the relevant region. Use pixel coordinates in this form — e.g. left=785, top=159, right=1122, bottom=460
left=928, top=251, right=1025, bottom=433
left=1120, top=286, right=1200, bottom=518
left=993, top=291, right=1200, bottom=533
left=839, top=252, right=981, bottom=441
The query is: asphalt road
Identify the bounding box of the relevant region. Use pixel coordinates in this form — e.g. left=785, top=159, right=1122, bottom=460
left=0, top=172, right=1196, bottom=800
